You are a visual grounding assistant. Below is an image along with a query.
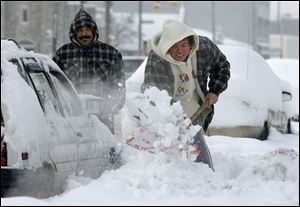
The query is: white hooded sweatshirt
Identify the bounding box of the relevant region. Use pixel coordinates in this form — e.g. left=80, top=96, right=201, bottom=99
left=151, top=20, right=205, bottom=118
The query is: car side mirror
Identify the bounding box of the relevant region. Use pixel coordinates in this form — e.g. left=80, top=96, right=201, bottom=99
left=282, top=91, right=292, bottom=102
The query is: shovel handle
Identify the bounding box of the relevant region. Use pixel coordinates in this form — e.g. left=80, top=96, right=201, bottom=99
left=190, top=100, right=210, bottom=123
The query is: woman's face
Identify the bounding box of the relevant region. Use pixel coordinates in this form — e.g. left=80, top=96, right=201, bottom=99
left=169, top=38, right=192, bottom=62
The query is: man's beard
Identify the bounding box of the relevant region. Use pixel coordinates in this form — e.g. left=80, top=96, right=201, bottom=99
left=78, top=35, right=93, bottom=46
left=79, top=35, right=92, bottom=41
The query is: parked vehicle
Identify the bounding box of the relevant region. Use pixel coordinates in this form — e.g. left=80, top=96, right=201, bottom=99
left=208, top=45, right=293, bottom=139
left=126, top=45, right=293, bottom=140
left=1, top=39, right=120, bottom=198
left=123, top=56, right=146, bottom=80
left=267, top=58, right=299, bottom=122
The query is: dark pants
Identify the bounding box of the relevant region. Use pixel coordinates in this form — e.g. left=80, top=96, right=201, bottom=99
left=193, top=130, right=214, bottom=171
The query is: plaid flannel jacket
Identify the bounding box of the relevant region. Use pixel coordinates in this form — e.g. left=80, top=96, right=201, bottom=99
left=53, top=9, right=125, bottom=128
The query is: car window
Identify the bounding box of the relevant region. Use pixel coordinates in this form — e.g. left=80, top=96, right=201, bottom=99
left=28, top=71, right=61, bottom=115
left=124, top=59, right=144, bottom=73
left=49, top=70, right=83, bottom=117
left=123, top=58, right=145, bottom=80
left=9, top=59, right=31, bottom=85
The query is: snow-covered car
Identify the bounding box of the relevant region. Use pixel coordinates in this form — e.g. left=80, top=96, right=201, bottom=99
left=267, top=58, right=299, bottom=122
left=1, top=39, right=120, bottom=198
left=123, top=56, right=146, bottom=80
left=208, top=45, right=293, bottom=139
left=126, top=45, right=293, bottom=140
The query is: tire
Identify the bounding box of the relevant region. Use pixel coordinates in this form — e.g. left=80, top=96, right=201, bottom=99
left=1, top=168, right=31, bottom=197
left=259, top=121, right=269, bottom=141
left=287, top=118, right=292, bottom=134
left=1, top=164, right=56, bottom=198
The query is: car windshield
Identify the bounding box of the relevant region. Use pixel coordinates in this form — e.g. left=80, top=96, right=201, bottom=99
left=123, top=57, right=145, bottom=80
left=124, top=59, right=144, bottom=73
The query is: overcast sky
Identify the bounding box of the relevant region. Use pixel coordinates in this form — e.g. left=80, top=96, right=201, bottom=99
left=270, top=1, right=299, bottom=20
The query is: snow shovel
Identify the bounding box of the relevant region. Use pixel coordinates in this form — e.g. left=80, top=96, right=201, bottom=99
left=190, top=100, right=212, bottom=127
left=190, top=100, right=215, bottom=171
left=192, top=130, right=214, bottom=171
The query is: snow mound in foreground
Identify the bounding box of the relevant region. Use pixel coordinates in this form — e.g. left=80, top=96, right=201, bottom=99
left=60, top=145, right=298, bottom=204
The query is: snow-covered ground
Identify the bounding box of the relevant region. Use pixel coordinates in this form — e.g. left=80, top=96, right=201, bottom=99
left=2, top=125, right=299, bottom=206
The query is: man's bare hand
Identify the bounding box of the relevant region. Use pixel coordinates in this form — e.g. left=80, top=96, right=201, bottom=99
left=205, top=92, right=218, bottom=106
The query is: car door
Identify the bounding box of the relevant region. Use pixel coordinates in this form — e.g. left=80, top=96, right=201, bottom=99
left=22, top=58, right=79, bottom=179
left=44, top=63, right=119, bottom=179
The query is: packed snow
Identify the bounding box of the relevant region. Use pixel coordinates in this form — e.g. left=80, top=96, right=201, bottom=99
left=2, top=128, right=299, bottom=205
left=1, top=41, right=299, bottom=205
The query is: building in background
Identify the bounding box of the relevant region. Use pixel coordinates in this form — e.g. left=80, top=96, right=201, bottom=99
left=1, top=1, right=53, bottom=54
left=1, top=1, right=97, bottom=55
left=1, top=1, right=298, bottom=59
left=269, top=17, right=299, bottom=59
left=112, top=1, right=271, bottom=57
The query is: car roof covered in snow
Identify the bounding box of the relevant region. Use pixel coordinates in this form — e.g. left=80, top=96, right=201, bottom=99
left=1, top=39, right=62, bottom=73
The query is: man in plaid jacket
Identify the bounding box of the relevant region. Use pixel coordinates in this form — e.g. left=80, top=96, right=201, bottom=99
left=53, top=9, right=125, bottom=133
left=142, top=20, right=230, bottom=133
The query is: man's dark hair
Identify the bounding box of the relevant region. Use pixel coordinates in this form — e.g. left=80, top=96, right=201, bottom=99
left=69, top=9, right=99, bottom=45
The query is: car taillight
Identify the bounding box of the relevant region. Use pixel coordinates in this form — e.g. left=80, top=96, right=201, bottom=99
left=21, top=152, right=28, bottom=160
left=1, top=124, right=7, bottom=166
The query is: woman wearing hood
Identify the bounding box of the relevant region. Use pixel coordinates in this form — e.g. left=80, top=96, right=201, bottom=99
left=142, top=20, right=230, bottom=170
